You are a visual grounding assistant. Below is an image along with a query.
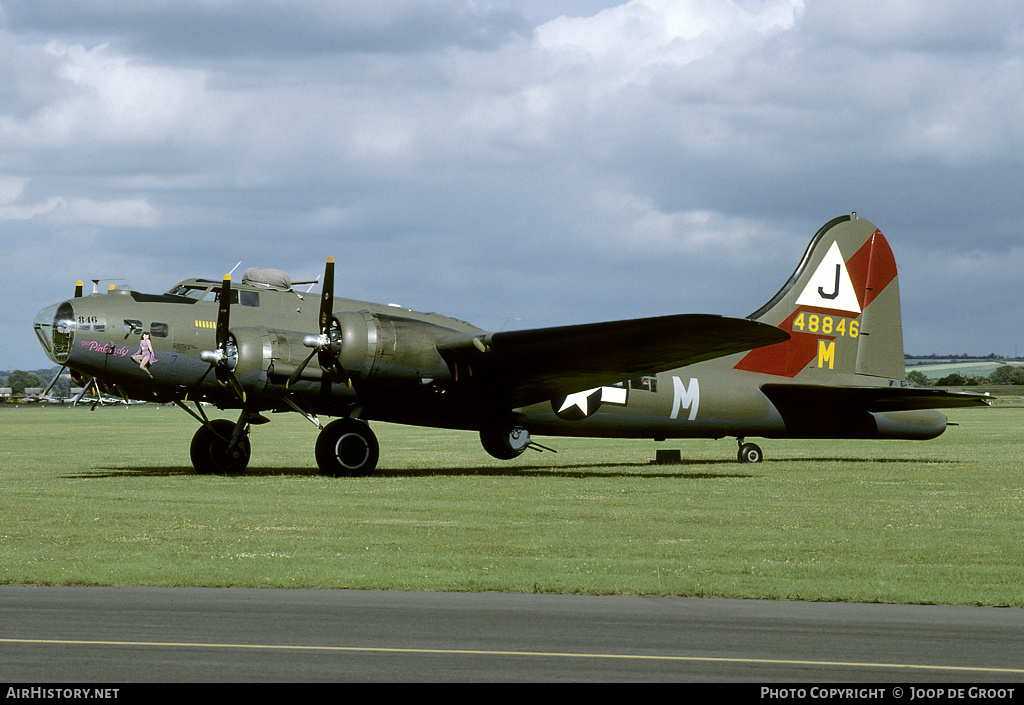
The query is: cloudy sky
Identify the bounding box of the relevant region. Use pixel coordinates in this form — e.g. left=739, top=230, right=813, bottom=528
left=3, top=0, right=1023, bottom=370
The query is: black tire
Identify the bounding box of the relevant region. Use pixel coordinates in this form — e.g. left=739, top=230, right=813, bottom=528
left=315, top=418, right=379, bottom=477
left=190, top=419, right=250, bottom=475
left=737, top=442, right=763, bottom=464
left=479, top=427, right=530, bottom=460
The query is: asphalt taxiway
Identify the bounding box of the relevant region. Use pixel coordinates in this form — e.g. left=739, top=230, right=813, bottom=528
left=1, top=587, right=1022, bottom=682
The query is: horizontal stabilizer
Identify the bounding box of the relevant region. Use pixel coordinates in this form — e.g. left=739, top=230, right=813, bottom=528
left=437, top=314, right=789, bottom=407
left=762, top=384, right=992, bottom=413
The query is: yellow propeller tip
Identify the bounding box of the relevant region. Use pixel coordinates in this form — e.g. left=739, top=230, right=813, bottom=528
left=327, top=256, right=335, bottom=264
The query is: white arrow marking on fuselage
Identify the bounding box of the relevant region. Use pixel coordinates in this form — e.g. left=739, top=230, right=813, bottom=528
left=558, top=388, right=601, bottom=416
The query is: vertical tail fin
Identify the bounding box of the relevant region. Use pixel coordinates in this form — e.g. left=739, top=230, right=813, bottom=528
left=734, top=214, right=905, bottom=383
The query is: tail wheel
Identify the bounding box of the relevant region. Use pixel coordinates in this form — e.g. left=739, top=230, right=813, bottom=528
left=316, top=418, right=379, bottom=477
left=190, top=419, right=250, bottom=475
left=737, top=442, right=763, bottom=464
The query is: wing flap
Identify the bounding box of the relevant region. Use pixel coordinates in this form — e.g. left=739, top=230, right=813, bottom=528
left=437, top=313, right=788, bottom=407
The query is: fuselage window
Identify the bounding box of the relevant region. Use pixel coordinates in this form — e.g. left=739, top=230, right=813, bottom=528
left=630, top=377, right=658, bottom=392
left=213, top=290, right=259, bottom=307
left=151, top=322, right=170, bottom=338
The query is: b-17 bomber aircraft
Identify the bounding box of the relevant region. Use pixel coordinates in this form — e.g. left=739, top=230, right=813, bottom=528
left=33, top=214, right=987, bottom=476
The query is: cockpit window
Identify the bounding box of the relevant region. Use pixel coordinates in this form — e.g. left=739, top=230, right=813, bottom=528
left=168, top=284, right=214, bottom=301
left=168, top=282, right=258, bottom=306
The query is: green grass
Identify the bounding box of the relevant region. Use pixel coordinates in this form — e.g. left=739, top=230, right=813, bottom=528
left=1, top=403, right=1022, bottom=605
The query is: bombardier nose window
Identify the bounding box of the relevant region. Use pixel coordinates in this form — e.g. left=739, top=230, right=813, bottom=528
left=33, top=301, right=76, bottom=363
left=53, top=302, right=76, bottom=361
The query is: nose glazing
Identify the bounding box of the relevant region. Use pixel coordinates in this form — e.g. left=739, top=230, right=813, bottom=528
left=33, top=300, right=75, bottom=363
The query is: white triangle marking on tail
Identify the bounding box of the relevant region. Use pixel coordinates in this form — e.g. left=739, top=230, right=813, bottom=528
left=795, top=241, right=861, bottom=314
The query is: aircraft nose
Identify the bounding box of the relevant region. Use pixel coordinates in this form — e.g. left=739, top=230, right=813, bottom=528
left=33, top=300, right=75, bottom=364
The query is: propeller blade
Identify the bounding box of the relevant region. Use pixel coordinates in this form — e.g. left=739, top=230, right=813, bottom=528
left=190, top=273, right=246, bottom=404
left=185, top=363, right=215, bottom=400
left=319, top=257, right=334, bottom=334
left=72, top=377, right=96, bottom=407
left=287, top=257, right=350, bottom=390
left=43, top=365, right=66, bottom=397
left=216, top=273, right=231, bottom=349
left=319, top=347, right=345, bottom=383
left=75, top=281, right=83, bottom=298
left=220, top=367, right=247, bottom=404
left=318, top=257, right=347, bottom=382
left=286, top=348, right=318, bottom=389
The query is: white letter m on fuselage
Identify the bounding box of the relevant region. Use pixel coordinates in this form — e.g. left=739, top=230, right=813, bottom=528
left=670, top=376, right=699, bottom=421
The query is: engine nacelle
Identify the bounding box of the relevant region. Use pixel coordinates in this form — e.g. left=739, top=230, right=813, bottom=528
left=333, top=310, right=455, bottom=383
left=226, top=313, right=456, bottom=393
left=228, top=326, right=298, bottom=393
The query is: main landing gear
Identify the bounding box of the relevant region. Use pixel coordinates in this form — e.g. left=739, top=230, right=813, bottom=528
left=184, top=406, right=381, bottom=477
left=314, top=418, right=379, bottom=477
left=190, top=419, right=252, bottom=475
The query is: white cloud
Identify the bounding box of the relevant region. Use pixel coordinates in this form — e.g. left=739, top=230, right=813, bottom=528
left=581, top=188, right=796, bottom=263
left=62, top=197, right=158, bottom=227
left=0, top=172, right=157, bottom=226
left=0, top=192, right=156, bottom=226
left=537, top=0, right=802, bottom=70
left=0, top=175, right=28, bottom=204
left=16, top=42, right=210, bottom=145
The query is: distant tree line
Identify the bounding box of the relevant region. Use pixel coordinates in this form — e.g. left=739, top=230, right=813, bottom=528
left=905, top=353, right=1015, bottom=360
left=907, top=365, right=1024, bottom=387
left=0, top=369, right=52, bottom=395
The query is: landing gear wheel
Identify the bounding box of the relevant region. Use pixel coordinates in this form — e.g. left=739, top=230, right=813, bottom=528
left=737, top=442, right=763, bottom=464
left=480, top=426, right=531, bottom=460
left=190, top=419, right=251, bottom=475
left=316, top=418, right=379, bottom=477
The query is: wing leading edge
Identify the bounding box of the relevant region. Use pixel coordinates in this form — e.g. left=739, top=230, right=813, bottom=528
left=436, top=313, right=789, bottom=408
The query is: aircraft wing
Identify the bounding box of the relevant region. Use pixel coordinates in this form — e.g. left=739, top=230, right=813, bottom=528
left=761, top=384, right=992, bottom=412
left=436, top=314, right=789, bottom=408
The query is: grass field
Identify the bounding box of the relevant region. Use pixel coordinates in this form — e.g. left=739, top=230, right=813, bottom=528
left=1, top=403, right=1021, bottom=606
